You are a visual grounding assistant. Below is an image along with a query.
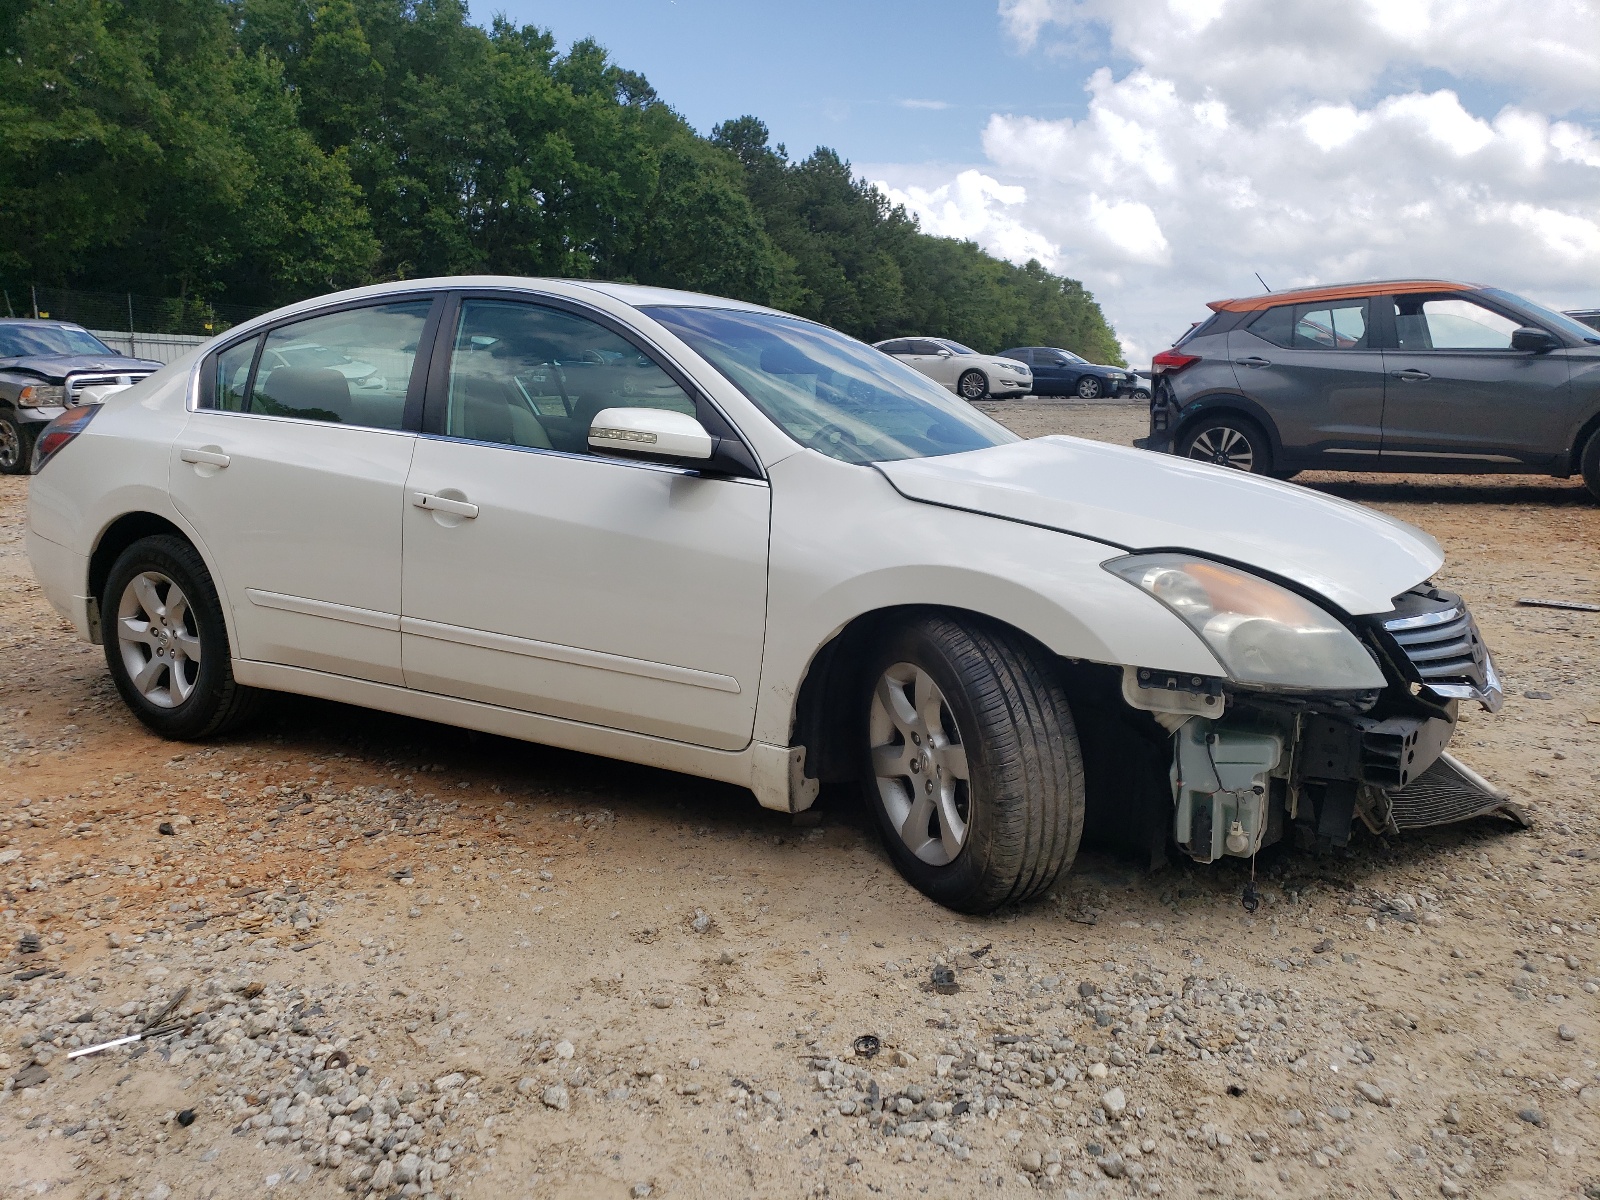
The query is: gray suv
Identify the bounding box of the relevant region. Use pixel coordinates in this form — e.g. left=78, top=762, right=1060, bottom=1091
left=1137, top=279, right=1600, bottom=501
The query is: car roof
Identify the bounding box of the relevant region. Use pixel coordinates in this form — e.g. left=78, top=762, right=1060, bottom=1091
left=1207, top=279, right=1482, bottom=313
left=0, top=317, right=93, bottom=330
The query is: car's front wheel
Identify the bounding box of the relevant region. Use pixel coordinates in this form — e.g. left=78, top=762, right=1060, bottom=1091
left=0, top=412, right=35, bottom=475
left=861, top=614, right=1085, bottom=913
left=103, top=534, right=261, bottom=739
left=1178, top=414, right=1274, bottom=475
left=957, top=370, right=988, bottom=401
left=1581, top=428, right=1600, bottom=504
left=1075, top=375, right=1103, bottom=399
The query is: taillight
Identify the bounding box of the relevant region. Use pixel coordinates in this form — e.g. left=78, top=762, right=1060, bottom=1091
left=31, top=404, right=99, bottom=473
left=1151, top=349, right=1200, bottom=374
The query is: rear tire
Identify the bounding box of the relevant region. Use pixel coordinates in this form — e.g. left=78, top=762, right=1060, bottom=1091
left=0, top=413, right=34, bottom=475
left=859, top=614, right=1085, bottom=913
left=102, top=535, right=261, bottom=739
left=1178, top=413, right=1274, bottom=475
left=957, top=370, right=988, bottom=401
left=1581, top=429, right=1600, bottom=503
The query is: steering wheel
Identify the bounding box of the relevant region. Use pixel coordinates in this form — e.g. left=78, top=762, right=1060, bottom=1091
left=802, top=421, right=878, bottom=458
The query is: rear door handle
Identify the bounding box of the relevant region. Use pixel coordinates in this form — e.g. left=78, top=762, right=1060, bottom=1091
left=179, top=448, right=230, bottom=467
left=411, top=492, right=479, bottom=519
left=1390, top=369, right=1431, bottom=382
left=1234, top=356, right=1271, bottom=368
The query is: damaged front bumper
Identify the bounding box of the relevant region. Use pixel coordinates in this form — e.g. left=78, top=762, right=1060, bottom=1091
left=1126, top=586, right=1521, bottom=865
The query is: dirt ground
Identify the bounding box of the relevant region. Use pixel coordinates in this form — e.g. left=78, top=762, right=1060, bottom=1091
left=2, top=400, right=1597, bottom=1200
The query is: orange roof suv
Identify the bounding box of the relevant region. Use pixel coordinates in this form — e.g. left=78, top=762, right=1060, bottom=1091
left=1136, top=279, right=1600, bottom=501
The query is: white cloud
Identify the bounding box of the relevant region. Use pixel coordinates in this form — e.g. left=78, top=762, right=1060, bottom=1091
left=876, top=170, right=1061, bottom=266
left=874, top=1, right=1600, bottom=361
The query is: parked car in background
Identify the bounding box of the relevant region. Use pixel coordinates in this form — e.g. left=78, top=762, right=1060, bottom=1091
left=874, top=337, right=1031, bottom=400
left=997, top=346, right=1133, bottom=399
left=27, top=277, right=1514, bottom=913
left=1568, top=309, right=1600, bottom=333
left=1138, top=279, right=1600, bottom=501
left=0, top=319, right=162, bottom=474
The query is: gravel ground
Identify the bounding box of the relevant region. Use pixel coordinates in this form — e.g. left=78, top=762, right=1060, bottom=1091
left=2, top=402, right=1597, bottom=1200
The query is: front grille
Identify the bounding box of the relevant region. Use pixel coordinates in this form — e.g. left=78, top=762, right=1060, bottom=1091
left=65, top=371, right=152, bottom=406
left=1377, top=586, right=1502, bottom=711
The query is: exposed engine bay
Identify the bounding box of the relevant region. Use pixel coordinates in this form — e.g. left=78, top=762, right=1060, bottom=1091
left=1068, top=584, right=1525, bottom=868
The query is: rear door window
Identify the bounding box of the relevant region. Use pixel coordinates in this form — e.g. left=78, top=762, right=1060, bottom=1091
left=1249, top=300, right=1369, bottom=349
left=246, top=301, right=432, bottom=429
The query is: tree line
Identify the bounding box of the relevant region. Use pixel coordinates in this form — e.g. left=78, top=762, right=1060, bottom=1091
left=0, top=0, right=1124, bottom=361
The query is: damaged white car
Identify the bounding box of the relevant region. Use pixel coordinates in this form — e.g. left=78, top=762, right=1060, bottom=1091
left=24, top=279, right=1517, bottom=913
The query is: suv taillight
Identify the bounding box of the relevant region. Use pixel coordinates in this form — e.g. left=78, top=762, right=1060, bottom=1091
left=31, top=404, right=99, bottom=473
left=1151, top=349, right=1200, bottom=375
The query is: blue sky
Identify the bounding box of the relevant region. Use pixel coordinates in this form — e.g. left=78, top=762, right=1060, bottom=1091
left=494, top=0, right=1103, bottom=167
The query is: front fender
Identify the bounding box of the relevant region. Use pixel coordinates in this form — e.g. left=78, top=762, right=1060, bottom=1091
left=753, top=451, right=1222, bottom=746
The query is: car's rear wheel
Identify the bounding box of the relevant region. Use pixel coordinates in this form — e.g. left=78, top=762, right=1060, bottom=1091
left=0, top=413, right=34, bottom=475
left=860, top=614, right=1085, bottom=913
left=957, top=370, right=988, bottom=401
left=1581, top=428, right=1600, bottom=504
left=1179, top=414, right=1274, bottom=475
left=103, top=534, right=261, bottom=739
left=1075, top=375, right=1103, bottom=399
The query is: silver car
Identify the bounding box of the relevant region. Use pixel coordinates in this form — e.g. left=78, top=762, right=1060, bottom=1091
left=874, top=337, right=1032, bottom=400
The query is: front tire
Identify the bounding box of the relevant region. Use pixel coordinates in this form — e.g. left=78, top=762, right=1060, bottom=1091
left=860, top=614, right=1085, bottom=913
left=1178, top=413, right=1274, bottom=475
left=957, top=370, right=988, bottom=401
left=0, top=412, right=34, bottom=474
left=1581, top=429, right=1600, bottom=504
left=102, top=535, right=261, bottom=739
left=1075, top=375, right=1103, bottom=399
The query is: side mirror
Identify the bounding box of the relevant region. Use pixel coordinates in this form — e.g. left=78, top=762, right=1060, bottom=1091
left=588, top=407, right=714, bottom=462
left=937, top=348, right=953, bottom=358
left=1511, top=326, right=1558, bottom=352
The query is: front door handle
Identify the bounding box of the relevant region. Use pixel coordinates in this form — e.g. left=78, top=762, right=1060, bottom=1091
left=1234, top=356, right=1271, bottom=368
left=179, top=448, right=230, bottom=468
left=1390, top=369, right=1432, bottom=382
left=411, top=492, right=479, bottom=519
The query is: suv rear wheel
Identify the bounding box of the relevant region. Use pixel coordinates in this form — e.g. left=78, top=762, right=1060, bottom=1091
left=103, top=535, right=262, bottom=739
left=1179, top=413, right=1273, bottom=475
left=860, top=614, right=1085, bottom=913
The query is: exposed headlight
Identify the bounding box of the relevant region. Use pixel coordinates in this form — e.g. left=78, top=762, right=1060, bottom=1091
left=17, top=384, right=66, bottom=407
left=1104, top=553, right=1386, bottom=690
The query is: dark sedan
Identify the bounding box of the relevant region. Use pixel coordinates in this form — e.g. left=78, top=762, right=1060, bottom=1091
left=998, top=346, right=1133, bottom=399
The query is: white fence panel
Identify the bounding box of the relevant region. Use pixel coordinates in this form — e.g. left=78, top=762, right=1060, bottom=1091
left=88, top=330, right=211, bottom=365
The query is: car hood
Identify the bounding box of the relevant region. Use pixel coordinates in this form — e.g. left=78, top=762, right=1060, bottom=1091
left=875, top=436, right=1442, bottom=615
left=0, top=354, right=163, bottom=380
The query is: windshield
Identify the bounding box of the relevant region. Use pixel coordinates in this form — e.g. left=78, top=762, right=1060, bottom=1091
left=1481, top=288, right=1600, bottom=344
left=644, top=307, right=1019, bottom=464
left=939, top=340, right=978, bottom=355
left=0, top=324, right=114, bottom=358
left=1059, top=350, right=1089, bottom=364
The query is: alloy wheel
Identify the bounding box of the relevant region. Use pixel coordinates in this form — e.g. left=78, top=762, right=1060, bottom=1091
left=0, top=420, right=20, bottom=471
left=869, top=662, right=971, bottom=866
left=1187, top=425, right=1256, bottom=471
left=1075, top=376, right=1102, bottom=399
left=958, top=371, right=987, bottom=401
left=116, top=571, right=202, bottom=708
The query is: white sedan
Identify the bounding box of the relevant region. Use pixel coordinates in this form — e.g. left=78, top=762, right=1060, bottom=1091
left=873, top=337, right=1032, bottom=401
left=25, top=278, right=1513, bottom=913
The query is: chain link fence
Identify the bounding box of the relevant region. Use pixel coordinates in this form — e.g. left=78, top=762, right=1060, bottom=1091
left=3, top=286, right=272, bottom=337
